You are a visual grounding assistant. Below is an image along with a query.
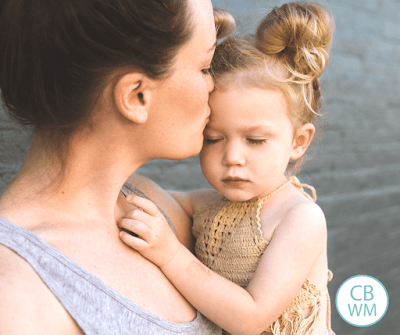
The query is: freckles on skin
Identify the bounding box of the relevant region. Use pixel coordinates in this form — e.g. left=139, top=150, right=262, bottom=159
left=186, top=260, right=212, bottom=283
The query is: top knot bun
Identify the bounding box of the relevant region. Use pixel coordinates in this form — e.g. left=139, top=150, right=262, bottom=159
left=214, top=8, right=236, bottom=40
left=256, top=2, right=334, bottom=83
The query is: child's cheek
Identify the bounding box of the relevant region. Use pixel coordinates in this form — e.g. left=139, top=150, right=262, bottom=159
left=199, top=150, right=216, bottom=183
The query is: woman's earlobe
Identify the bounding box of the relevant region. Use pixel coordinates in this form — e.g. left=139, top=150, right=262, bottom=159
left=114, top=73, right=150, bottom=124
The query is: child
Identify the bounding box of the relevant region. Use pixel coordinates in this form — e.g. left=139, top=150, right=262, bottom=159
left=118, top=3, right=335, bottom=335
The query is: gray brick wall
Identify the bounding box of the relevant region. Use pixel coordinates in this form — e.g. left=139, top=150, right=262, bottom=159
left=1, top=1, right=399, bottom=333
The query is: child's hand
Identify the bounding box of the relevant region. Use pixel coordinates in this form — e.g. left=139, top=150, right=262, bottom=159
left=118, top=195, right=182, bottom=268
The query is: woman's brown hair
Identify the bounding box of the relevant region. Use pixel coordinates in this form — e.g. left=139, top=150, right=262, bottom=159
left=0, top=0, right=193, bottom=133
left=0, top=0, right=234, bottom=156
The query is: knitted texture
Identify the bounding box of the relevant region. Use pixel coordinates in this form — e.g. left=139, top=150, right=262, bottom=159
left=194, top=196, right=269, bottom=287
left=193, top=178, right=335, bottom=335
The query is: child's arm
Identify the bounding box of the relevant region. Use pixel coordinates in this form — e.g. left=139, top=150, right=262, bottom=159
left=167, top=189, right=221, bottom=218
left=125, top=174, right=195, bottom=250
left=118, top=195, right=326, bottom=335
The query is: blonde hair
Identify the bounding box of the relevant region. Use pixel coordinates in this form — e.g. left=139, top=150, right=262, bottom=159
left=214, top=8, right=236, bottom=40
left=211, top=2, right=334, bottom=173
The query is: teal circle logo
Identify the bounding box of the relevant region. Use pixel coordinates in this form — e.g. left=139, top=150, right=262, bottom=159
left=336, top=275, right=389, bottom=327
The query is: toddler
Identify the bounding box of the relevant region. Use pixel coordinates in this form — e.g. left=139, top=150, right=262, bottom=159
left=119, top=3, right=335, bottom=335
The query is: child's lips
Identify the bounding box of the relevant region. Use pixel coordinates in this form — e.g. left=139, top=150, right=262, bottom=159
left=222, top=177, right=249, bottom=187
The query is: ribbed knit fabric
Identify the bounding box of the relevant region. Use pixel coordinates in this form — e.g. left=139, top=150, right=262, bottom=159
left=0, top=182, right=221, bottom=335
left=193, top=178, right=335, bottom=335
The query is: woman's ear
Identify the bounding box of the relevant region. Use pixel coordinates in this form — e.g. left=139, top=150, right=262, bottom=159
left=290, top=123, right=316, bottom=160
left=114, top=73, right=151, bottom=124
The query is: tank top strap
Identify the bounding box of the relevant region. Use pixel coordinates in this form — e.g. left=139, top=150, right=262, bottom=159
left=0, top=216, right=220, bottom=334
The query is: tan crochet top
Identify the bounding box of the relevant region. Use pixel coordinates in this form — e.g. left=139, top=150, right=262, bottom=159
left=192, top=177, right=335, bottom=335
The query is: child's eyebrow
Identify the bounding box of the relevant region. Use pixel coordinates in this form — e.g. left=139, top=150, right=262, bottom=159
left=242, top=125, right=276, bottom=133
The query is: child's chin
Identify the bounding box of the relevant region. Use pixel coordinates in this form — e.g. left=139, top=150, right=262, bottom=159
left=222, top=192, right=254, bottom=203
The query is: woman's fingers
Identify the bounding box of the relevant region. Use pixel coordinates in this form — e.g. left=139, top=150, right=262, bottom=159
left=125, top=195, right=161, bottom=217
left=118, top=218, right=151, bottom=241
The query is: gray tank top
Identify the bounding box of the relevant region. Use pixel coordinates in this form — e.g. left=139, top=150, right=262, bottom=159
left=0, top=181, right=221, bottom=335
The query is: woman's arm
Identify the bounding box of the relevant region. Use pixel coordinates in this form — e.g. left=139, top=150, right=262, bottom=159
left=118, top=196, right=327, bottom=335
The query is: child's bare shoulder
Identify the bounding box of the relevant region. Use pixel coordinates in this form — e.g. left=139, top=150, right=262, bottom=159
left=279, top=193, right=327, bottom=243
left=285, top=199, right=326, bottom=227
left=261, top=190, right=326, bottom=247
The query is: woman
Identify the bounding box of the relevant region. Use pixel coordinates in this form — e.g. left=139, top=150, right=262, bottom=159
left=0, top=0, right=233, bottom=333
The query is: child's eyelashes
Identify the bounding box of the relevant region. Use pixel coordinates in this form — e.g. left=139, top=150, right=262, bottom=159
left=204, top=138, right=266, bottom=145
left=204, top=138, right=222, bottom=144
left=247, top=138, right=266, bottom=145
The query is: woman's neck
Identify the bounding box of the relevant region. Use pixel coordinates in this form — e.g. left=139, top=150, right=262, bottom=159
left=0, top=130, right=146, bottom=227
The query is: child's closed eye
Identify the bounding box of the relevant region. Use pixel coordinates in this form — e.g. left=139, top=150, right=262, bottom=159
left=204, top=138, right=222, bottom=144
left=247, top=138, right=266, bottom=145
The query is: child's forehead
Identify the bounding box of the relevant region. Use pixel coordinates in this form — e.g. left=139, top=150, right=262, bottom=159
left=205, top=122, right=277, bottom=134
left=209, top=85, right=286, bottom=105
left=208, top=86, right=292, bottom=130
left=212, top=62, right=286, bottom=89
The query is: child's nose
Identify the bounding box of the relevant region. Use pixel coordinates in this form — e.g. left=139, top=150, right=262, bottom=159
left=222, top=142, right=245, bottom=167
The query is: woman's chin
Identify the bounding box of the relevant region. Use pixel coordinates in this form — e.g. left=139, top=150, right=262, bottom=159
left=169, top=144, right=203, bottom=161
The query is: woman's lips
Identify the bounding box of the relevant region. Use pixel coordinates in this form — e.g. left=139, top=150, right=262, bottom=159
left=222, top=177, right=249, bottom=187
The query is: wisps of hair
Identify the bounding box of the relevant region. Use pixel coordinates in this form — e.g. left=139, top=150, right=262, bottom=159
left=256, top=2, right=334, bottom=115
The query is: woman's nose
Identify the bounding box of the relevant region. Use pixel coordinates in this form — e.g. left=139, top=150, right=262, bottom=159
left=222, top=142, right=245, bottom=167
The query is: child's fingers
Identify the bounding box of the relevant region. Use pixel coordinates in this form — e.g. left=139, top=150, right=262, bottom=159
left=118, top=218, right=151, bottom=241
left=119, top=231, right=148, bottom=251
left=125, top=195, right=161, bottom=217
left=124, top=208, right=153, bottom=226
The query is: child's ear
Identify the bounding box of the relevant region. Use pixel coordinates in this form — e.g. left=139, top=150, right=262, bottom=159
left=290, top=123, right=316, bottom=160
left=114, top=73, right=151, bottom=124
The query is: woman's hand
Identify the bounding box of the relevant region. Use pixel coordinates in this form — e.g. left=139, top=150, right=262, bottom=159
left=118, top=195, right=182, bottom=268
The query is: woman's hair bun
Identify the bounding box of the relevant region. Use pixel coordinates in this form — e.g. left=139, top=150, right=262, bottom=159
left=256, top=2, right=334, bottom=83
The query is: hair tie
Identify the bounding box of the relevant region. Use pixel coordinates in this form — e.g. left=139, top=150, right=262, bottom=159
left=273, top=6, right=279, bottom=15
